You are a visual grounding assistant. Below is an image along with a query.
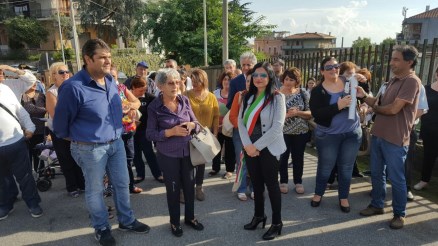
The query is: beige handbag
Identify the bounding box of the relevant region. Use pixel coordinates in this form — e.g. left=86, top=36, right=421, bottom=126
left=221, top=111, right=233, bottom=137
left=190, top=125, right=221, bottom=166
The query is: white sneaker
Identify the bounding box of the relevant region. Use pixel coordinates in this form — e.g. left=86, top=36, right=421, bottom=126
left=413, top=181, right=428, bottom=191
left=407, top=191, right=414, bottom=201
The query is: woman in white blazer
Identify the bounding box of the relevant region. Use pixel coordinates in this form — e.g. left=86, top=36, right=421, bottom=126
left=238, top=62, right=286, bottom=241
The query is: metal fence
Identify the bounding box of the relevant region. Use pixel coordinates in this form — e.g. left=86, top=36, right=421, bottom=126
left=263, top=38, right=438, bottom=94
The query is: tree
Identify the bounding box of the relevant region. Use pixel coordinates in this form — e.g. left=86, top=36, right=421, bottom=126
left=352, top=37, right=373, bottom=49
left=78, top=0, right=145, bottom=47
left=4, top=16, right=49, bottom=49
left=136, top=0, right=275, bottom=66
left=380, top=37, right=396, bottom=47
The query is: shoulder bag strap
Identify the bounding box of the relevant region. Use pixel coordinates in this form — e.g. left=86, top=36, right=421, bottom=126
left=0, top=102, right=20, bottom=124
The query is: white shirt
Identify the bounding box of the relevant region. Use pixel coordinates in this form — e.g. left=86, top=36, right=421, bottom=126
left=1, top=70, right=37, bottom=100
left=0, top=84, right=35, bottom=147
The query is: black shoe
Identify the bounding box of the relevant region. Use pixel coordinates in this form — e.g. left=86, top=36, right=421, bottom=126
left=171, top=224, right=183, bottom=237
left=339, top=201, right=350, bottom=213
left=244, top=215, right=267, bottom=230
left=134, top=177, right=144, bottom=184
left=262, top=222, right=283, bottom=240
left=95, top=228, right=116, bottom=246
left=184, top=219, right=204, bottom=231
left=118, top=219, right=150, bottom=233
left=310, top=198, right=322, bottom=207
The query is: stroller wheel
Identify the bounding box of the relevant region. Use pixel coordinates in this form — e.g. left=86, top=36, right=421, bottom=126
left=37, top=179, right=52, bottom=192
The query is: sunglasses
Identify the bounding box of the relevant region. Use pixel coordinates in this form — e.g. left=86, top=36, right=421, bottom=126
left=252, top=73, right=268, bottom=78
left=323, top=64, right=340, bottom=71
left=58, top=70, right=70, bottom=75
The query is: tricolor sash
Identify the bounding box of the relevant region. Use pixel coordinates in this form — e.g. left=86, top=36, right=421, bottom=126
left=243, top=91, right=270, bottom=136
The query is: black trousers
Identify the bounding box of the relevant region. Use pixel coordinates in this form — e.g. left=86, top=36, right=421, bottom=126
left=27, top=134, right=45, bottom=172
left=245, top=148, right=282, bottom=225
left=420, top=125, right=438, bottom=182
left=212, top=132, right=236, bottom=173
left=49, top=130, right=85, bottom=192
left=157, top=151, right=195, bottom=225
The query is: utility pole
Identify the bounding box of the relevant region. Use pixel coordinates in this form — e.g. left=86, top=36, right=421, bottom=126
left=203, top=0, right=208, bottom=66
left=56, top=0, right=65, bottom=63
left=222, top=0, right=228, bottom=63
left=70, top=0, right=81, bottom=70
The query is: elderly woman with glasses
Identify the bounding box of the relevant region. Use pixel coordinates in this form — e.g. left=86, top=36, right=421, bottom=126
left=46, top=62, right=85, bottom=197
left=146, top=68, right=204, bottom=237
left=309, top=57, right=362, bottom=213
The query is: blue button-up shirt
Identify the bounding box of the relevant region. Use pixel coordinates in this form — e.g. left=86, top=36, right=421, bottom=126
left=53, top=69, right=123, bottom=143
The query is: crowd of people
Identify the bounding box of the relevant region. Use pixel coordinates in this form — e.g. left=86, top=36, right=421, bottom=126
left=1, top=38, right=437, bottom=246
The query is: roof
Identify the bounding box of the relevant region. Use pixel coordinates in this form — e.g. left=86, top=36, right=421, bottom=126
left=407, top=7, right=438, bottom=19
left=283, top=32, right=336, bottom=40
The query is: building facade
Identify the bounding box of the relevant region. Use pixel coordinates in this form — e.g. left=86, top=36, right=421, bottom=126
left=400, top=6, right=438, bottom=44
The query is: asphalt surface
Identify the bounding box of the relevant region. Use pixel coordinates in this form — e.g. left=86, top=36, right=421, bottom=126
left=1, top=153, right=438, bottom=246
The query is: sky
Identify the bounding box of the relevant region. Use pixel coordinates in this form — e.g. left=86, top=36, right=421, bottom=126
left=247, top=0, right=436, bottom=47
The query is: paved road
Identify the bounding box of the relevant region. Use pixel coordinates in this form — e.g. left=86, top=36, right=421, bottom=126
left=1, top=153, right=438, bottom=246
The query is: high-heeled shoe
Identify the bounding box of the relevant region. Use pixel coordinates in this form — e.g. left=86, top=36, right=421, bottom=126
left=310, top=197, right=322, bottom=207
left=339, top=200, right=350, bottom=213
left=262, top=222, right=283, bottom=240
left=244, top=215, right=267, bottom=230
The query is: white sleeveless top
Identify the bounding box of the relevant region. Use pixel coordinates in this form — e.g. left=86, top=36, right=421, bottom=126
left=47, top=85, right=58, bottom=131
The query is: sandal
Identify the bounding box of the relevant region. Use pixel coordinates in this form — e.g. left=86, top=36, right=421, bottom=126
left=130, top=186, right=143, bottom=194
left=222, top=172, right=233, bottom=179
left=208, top=171, right=219, bottom=177
left=237, top=193, right=247, bottom=201
left=295, top=184, right=304, bottom=194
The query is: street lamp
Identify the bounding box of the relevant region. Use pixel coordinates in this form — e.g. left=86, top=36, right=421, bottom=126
left=56, top=0, right=65, bottom=63
left=70, top=0, right=81, bottom=70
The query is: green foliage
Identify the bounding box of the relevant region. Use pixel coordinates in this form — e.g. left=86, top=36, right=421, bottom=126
left=4, top=16, right=49, bottom=49
left=78, top=0, right=145, bottom=47
left=53, top=48, right=76, bottom=61
left=380, top=37, right=396, bottom=47
left=254, top=51, right=267, bottom=62
left=352, top=37, right=373, bottom=49
left=28, top=54, right=41, bottom=61
left=137, top=0, right=275, bottom=66
left=110, top=50, right=161, bottom=76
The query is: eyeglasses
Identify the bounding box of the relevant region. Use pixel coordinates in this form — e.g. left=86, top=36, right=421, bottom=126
left=58, top=70, right=70, bottom=75
left=166, top=81, right=180, bottom=86
left=252, top=73, right=268, bottom=78
left=323, top=64, right=340, bottom=71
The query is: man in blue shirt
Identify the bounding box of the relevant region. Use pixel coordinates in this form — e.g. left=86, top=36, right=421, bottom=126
left=53, top=39, right=150, bottom=246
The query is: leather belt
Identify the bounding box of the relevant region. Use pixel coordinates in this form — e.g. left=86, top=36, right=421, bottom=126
left=72, top=138, right=118, bottom=145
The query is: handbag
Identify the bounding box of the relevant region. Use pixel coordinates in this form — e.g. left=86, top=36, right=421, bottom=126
left=221, top=111, right=233, bottom=137
left=190, top=125, right=221, bottom=166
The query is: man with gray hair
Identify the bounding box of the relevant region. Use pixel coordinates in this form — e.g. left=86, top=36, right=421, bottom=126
left=223, top=59, right=237, bottom=74
left=357, top=45, right=421, bottom=229
left=226, top=51, right=257, bottom=109
left=272, top=59, right=284, bottom=89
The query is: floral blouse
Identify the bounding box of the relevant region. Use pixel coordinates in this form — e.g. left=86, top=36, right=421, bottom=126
left=283, top=89, right=310, bottom=135
left=117, top=84, right=136, bottom=133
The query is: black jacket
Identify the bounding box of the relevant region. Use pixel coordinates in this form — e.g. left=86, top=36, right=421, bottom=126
left=309, top=84, right=343, bottom=127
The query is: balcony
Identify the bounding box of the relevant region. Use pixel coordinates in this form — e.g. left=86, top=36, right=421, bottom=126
left=0, top=7, right=70, bottom=21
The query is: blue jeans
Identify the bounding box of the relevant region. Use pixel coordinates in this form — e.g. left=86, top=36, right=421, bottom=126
left=71, top=138, right=135, bottom=230
left=232, top=128, right=251, bottom=193
left=0, top=138, right=41, bottom=211
left=314, top=127, right=362, bottom=199
left=370, top=136, right=408, bottom=217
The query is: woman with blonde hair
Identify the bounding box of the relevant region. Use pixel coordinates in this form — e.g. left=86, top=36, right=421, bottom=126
left=46, top=62, right=84, bottom=197
left=185, top=68, right=219, bottom=201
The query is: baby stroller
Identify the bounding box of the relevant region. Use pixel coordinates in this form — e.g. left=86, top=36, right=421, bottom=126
left=34, top=140, right=60, bottom=192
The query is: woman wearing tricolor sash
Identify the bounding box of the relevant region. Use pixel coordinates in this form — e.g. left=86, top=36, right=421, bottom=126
left=238, top=62, right=286, bottom=241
